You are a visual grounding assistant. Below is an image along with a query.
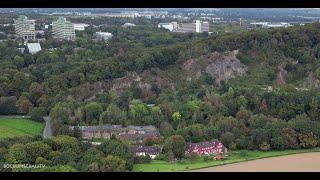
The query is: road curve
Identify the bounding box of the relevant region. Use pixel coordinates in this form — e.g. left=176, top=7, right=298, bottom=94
left=190, top=152, right=320, bottom=172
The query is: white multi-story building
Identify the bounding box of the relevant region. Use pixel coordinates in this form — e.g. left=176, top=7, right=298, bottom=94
left=195, top=20, right=201, bottom=33
left=159, top=20, right=209, bottom=33
left=52, top=17, right=75, bottom=41
left=14, top=15, right=36, bottom=40
left=95, top=32, right=113, bottom=41
left=158, top=23, right=174, bottom=31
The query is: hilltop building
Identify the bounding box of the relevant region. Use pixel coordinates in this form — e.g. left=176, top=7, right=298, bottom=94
left=52, top=17, right=75, bottom=41
left=13, top=15, right=36, bottom=40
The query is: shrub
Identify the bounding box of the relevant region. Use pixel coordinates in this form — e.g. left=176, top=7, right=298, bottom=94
left=133, top=155, right=151, bottom=164
left=238, top=150, right=249, bottom=158
left=203, top=155, right=209, bottom=162
left=30, top=107, right=46, bottom=122
left=298, top=133, right=318, bottom=149
left=259, top=142, right=271, bottom=151
left=185, top=152, right=199, bottom=163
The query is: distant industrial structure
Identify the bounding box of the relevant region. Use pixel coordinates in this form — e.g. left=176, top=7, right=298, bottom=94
left=250, top=22, right=292, bottom=28
left=52, top=17, right=75, bottom=41
left=13, top=15, right=36, bottom=40
left=158, top=20, right=210, bottom=33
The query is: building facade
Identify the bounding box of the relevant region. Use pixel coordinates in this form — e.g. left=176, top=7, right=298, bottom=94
left=95, top=32, right=113, bottom=41
left=14, top=15, right=36, bottom=40
left=159, top=20, right=209, bottom=33
left=185, top=140, right=228, bottom=157
left=158, top=23, right=174, bottom=31
left=52, top=17, right=75, bottom=41
left=70, top=124, right=162, bottom=144
left=130, top=146, right=162, bottom=159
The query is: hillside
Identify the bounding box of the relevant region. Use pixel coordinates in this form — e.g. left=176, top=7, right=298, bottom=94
left=1, top=22, right=320, bottom=153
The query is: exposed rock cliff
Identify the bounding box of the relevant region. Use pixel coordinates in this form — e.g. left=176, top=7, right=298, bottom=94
left=276, top=67, right=288, bottom=85
left=182, top=50, right=247, bottom=86
left=304, top=72, right=320, bottom=89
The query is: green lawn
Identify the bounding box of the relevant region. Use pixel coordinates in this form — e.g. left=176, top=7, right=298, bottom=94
left=0, top=118, right=44, bottom=139
left=133, top=148, right=320, bottom=172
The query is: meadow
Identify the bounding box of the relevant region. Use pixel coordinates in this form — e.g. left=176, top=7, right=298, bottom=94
left=0, top=117, right=44, bottom=139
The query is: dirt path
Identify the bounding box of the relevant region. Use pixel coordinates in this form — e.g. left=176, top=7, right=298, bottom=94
left=191, top=152, right=320, bottom=172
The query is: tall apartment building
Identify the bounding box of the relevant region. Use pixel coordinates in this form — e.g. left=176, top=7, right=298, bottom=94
left=52, top=17, right=75, bottom=41
left=14, top=15, right=36, bottom=40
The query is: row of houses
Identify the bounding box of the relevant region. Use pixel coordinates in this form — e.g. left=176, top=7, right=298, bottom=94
left=69, top=124, right=161, bottom=144
left=71, top=124, right=227, bottom=160
left=130, top=140, right=228, bottom=160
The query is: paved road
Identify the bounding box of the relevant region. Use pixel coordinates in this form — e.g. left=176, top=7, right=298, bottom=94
left=190, top=152, right=320, bottom=172
left=43, top=116, right=52, bottom=138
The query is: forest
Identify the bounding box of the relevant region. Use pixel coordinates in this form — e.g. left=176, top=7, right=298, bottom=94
left=1, top=16, right=320, bottom=171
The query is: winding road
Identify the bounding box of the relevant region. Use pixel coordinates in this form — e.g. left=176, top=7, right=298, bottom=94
left=43, top=116, right=52, bottom=138
left=190, top=152, right=320, bottom=172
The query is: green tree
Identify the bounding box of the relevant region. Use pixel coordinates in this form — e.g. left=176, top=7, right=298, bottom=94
left=6, top=144, right=27, bottom=164
left=163, top=135, right=186, bottom=160
left=98, top=139, right=133, bottom=170
left=16, top=95, right=33, bottom=114
left=84, top=102, right=103, bottom=124
left=30, top=107, right=46, bottom=122
left=24, top=141, right=51, bottom=163
left=97, top=155, right=126, bottom=172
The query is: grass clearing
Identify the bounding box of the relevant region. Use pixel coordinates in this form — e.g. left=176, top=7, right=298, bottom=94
left=133, top=148, right=320, bottom=172
left=0, top=117, right=44, bottom=139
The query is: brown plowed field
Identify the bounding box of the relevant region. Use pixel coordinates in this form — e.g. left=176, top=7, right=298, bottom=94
left=191, top=152, right=320, bottom=172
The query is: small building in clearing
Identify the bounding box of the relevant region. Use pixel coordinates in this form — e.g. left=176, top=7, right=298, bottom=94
left=27, top=43, right=41, bottom=55
left=130, top=146, right=162, bottom=159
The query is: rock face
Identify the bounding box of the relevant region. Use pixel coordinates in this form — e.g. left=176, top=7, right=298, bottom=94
left=67, top=69, right=174, bottom=101
left=304, top=72, right=320, bottom=89
left=276, top=68, right=288, bottom=85
left=111, top=70, right=173, bottom=95
left=182, top=50, right=247, bottom=86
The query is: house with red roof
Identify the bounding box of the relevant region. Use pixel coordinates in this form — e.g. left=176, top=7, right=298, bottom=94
left=185, top=140, right=228, bottom=158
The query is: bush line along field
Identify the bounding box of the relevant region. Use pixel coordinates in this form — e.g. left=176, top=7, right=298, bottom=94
left=0, top=118, right=44, bottom=139
left=133, top=148, right=320, bottom=172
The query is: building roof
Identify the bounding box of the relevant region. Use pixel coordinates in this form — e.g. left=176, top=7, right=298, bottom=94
left=27, top=43, right=41, bottom=54
left=186, top=140, right=227, bottom=152
left=70, top=124, right=123, bottom=131
left=127, top=125, right=157, bottom=131
left=122, top=22, right=136, bottom=27
left=96, top=32, right=112, bottom=36
left=130, top=146, right=162, bottom=155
